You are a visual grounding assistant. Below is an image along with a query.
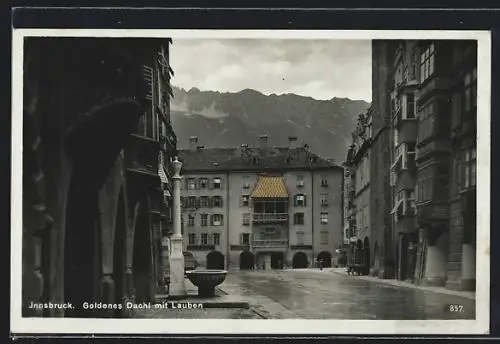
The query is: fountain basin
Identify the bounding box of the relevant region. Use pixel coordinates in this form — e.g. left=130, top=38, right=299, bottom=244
left=185, top=270, right=228, bottom=297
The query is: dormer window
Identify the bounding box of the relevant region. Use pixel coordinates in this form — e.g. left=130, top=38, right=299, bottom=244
left=321, top=179, right=329, bottom=187
left=213, top=177, right=221, bottom=189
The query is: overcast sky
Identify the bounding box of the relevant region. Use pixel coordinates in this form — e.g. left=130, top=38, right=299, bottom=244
left=170, top=39, right=372, bottom=102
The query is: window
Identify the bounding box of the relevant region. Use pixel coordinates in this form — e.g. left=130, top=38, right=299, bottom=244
left=320, top=193, right=329, bottom=206
left=242, top=182, right=250, bottom=189
left=452, top=92, right=462, bottom=128
left=296, top=231, right=305, bottom=245
left=242, top=213, right=250, bottom=226
left=187, top=196, right=197, bottom=208
left=406, top=93, right=415, bottom=119
left=213, top=233, right=220, bottom=246
left=411, top=49, right=419, bottom=80
left=241, top=195, right=250, bottom=207
left=321, top=179, right=329, bottom=187
left=420, top=43, right=435, bottom=83
left=418, top=102, right=435, bottom=143
left=320, top=231, right=329, bottom=245
left=188, top=233, right=196, bottom=245
left=294, top=194, right=306, bottom=206
left=416, top=166, right=434, bottom=202
left=463, top=147, right=477, bottom=189
left=199, top=196, right=208, bottom=208
left=393, top=128, right=400, bottom=148
left=187, top=178, right=196, bottom=190
left=240, top=233, right=250, bottom=245
left=213, top=196, right=223, bottom=208
left=464, top=68, right=477, bottom=112
left=213, top=177, right=222, bottom=189
left=211, top=214, right=223, bottom=226
left=320, top=212, right=329, bottom=224
left=188, top=214, right=195, bottom=226
left=201, top=233, right=208, bottom=245
left=199, top=178, right=208, bottom=189
left=405, top=143, right=416, bottom=170
left=294, top=213, right=305, bottom=225
left=200, top=214, right=208, bottom=227
left=297, top=175, right=304, bottom=187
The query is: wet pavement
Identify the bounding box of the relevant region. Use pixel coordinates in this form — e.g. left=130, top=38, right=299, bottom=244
left=219, top=269, right=476, bottom=320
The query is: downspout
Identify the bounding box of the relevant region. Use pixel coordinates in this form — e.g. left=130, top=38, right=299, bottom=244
left=226, top=171, right=230, bottom=270
left=311, top=169, right=315, bottom=267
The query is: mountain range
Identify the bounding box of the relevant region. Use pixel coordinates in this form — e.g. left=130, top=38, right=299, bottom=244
left=170, top=86, right=370, bottom=162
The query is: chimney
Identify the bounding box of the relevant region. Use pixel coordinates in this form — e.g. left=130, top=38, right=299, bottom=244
left=189, top=136, right=198, bottom=151
left=288, top=136, right=298, bottom=149
left=240, top=143, right=249, bottom=157
left=259, top=135, right=268, bottom=149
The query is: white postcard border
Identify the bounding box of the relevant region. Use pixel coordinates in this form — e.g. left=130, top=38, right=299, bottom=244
left=11, top=29, right=491, bottom=335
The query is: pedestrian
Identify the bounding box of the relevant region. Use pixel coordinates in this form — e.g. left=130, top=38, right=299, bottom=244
left=319, top=259, right=324, bottom=270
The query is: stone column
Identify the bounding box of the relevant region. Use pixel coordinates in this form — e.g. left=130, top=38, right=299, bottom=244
left=168, top=157, right=186, bottom=296
left=461, top=243, right=476, bottom=290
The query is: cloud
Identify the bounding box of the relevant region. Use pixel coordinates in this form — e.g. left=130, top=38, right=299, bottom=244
left=170, top=39, right=371, bottom=101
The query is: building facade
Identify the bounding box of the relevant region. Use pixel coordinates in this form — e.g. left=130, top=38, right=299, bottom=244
left=178, top=136, right=344, bottom=270
left=22, top=37, right=177, bottom=318
left=344, top=112, right=373, bottom=274
left=374, top=39, right=477, bottom=290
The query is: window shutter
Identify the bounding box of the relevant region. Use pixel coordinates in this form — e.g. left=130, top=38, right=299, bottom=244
left=220, top=178, right=224, bottom=189
left=239, top=233, right=243, bottom=245
left=208, top=197, right=213, bottom=208
left=219, top=197, right=224, bottom=208
left=303, top=195, right=307, bottom=206
left=196, top=197, right=200, bottom=208
left=210, top=215, right=214, bottom=226
left=142, top=65, right=153, bottom=101
left=220, top=214, right=224, bottom=224
left=293, top=195, right=297, bottom=206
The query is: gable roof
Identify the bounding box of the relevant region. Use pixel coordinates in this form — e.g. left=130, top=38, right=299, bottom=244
left=177, top=146, right=343, bottom=173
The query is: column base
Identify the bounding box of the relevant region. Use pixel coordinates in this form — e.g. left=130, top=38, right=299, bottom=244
left=169, top=236, right=186, bottom=297
left=461, top=278, right=476, bottom=291
left=422, top=276, right=447, bottom=287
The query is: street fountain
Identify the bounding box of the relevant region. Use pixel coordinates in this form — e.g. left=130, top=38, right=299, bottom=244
left=185, top=270, right=228, bottom=297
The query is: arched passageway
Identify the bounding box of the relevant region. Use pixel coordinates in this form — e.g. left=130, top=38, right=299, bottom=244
left=292, top=252, right=308, bottom=268
left=206, top=250, right=225, bottom=270
left=363, top=237, right=371, bottom=273
left=239, top=251, right=255, bottom=270
left=317, top=251, right=332, bottom=268
left=64, top=169, right=101, bottom=318
left=133, top=203, right=153, bottom=303
left=112, top=188, right=127, bottom=317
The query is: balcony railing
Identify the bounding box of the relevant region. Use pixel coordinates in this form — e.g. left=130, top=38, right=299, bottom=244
left=252, top=239, right=289, bottom=248
left=252, top=213, right=289, bottom=223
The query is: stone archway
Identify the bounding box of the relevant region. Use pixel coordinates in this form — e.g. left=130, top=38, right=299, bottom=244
left=317, top=251, right=332, bottom=268
left=64, top=169, right=101, bottom=318
left=132, top=202, right=153, bottom=303
left=363, top=237, right=370, bottom=275
left=112, top=188, right=127, bottom=317
left=206, top=250, right=225, bottom=270
left=292, top=252, right=308, bottom=268
left=239, top=251, right=255, bottom=270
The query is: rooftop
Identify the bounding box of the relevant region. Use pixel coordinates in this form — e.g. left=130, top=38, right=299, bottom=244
left=178, top=146, right=343, bottom=173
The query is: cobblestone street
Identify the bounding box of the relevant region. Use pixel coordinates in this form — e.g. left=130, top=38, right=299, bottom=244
left=219, top=269, right=476, bottom=320
left=133, top=269, right=475, bottom=320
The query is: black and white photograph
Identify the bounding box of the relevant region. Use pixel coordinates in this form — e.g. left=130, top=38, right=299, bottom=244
left=11, top=29, right=490, bottom=335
